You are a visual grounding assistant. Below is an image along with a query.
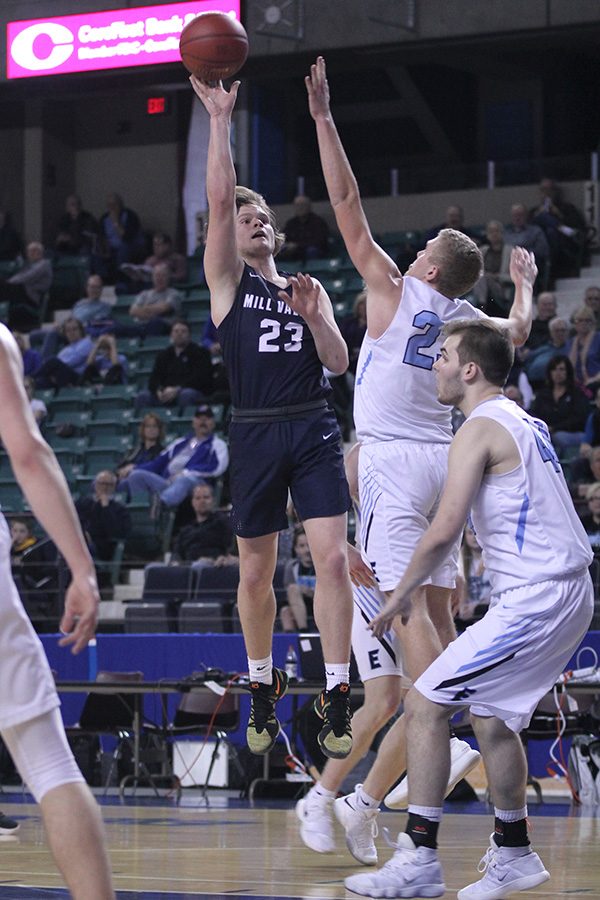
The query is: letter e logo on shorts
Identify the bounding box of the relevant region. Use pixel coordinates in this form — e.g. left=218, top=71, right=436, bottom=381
left=368, top=649, right=381, bottom=671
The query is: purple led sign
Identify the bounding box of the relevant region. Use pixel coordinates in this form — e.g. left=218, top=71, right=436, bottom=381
left=7, top=1, right=242, bottom=79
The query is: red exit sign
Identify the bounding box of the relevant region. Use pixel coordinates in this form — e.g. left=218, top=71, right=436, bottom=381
left=147, top=95, right=169, bottom=115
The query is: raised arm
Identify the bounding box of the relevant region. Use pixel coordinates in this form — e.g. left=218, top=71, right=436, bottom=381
left=306, top=57, right=402, bottom=330
left=0, top=326, right=99, bottom=652
left=489, top=247, right=536, bottom=347
left=189, top=76, right=244, bottom=325
left=279, top=273, right=349, bottom=374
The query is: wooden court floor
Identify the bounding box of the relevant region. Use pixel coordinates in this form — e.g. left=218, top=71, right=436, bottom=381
left=0, top=793, right=598, bottom=899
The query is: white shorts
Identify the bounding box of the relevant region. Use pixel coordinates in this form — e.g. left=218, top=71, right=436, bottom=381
left=0, top=515, right=59, bottom=730
left=415, top=570, right=594, bottom=733
left=358, top=441, right=459, bottom=591
left=352, top=582, right=405, bottom=683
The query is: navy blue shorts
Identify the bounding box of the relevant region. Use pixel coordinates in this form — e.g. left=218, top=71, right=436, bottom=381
left=228, top=408, right=351, bottom=538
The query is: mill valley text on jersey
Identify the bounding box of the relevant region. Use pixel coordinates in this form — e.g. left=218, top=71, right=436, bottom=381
left=217, top=264, right=332, bottom=409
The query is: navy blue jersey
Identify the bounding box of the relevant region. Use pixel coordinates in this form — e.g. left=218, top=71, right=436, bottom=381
left=217, top=263, right=331, bottom=409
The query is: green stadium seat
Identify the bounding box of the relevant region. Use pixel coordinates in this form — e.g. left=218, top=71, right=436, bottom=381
left=305, top=257, right=342, bottom=273
left=89, top=433, right=132, bottom=451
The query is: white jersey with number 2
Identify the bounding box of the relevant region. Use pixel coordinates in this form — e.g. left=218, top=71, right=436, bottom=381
left=354, top=275, right=485, bottom=444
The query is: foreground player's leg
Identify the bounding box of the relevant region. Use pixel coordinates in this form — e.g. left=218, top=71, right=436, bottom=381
left=456, top=715, right=549, bottom=900
left=3, top=709, right=115, bottom=900
left=304, top=514, right=354, bottom=759
left=385, top=585, right=480, bottom=809
left=297, top=675, right=404, bottom=860
left=237, top=534, right=289, bottom=755
left=345, top=689, right=449, bottom=898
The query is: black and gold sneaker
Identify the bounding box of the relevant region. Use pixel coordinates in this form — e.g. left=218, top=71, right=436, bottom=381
left=246, top=667, right=289, bottom=755
left=314, top=682, right=353, bottom=759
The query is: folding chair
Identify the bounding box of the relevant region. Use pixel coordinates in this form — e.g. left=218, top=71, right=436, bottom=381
left=166, top=688, right=243, bottom=796
left=65, top=671, right=165, bottom=795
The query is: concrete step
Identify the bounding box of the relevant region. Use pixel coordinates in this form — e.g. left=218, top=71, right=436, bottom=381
left=113, top=584, right=141, bottom=602
left=555, top=275, right=600, bottom=292
left=126, top=568, right=145, bottom=587
left=579, top=266, right=600, bottom=279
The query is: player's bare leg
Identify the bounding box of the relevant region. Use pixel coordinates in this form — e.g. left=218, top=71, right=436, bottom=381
left=40, top=782, right=115, bottom=900
left=304, top=513, right=354, bottom=758
left=237, top=533, right=278, bottom=659
left=237, top=533, right=287, bottom=754
left=297, top=675, right=406, bottom=860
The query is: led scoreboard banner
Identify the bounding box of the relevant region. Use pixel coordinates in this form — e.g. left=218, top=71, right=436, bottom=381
left=6, top=1, right=242, bottom=79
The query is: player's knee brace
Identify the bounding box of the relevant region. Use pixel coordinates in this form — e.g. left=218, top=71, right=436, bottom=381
left=2, top=708, right=84, bottom=803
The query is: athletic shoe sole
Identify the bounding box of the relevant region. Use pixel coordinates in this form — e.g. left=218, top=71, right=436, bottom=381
left=457, top=867, right=550, bottom=899
left=385, top=745, right=481, bottom=810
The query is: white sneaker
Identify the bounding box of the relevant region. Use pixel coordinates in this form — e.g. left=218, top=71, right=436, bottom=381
left=295, top=791, right=336, bottom=853
left=334, top=786, right=379, bottom=865
left=345, top=832, right=445, bottom=898
left=457, top=835, right=550, bottom=899
left=384, top=737, right=481, bottom=810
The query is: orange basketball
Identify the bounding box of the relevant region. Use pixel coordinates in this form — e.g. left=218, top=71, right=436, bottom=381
left=179, top=12, right=248, bottom=81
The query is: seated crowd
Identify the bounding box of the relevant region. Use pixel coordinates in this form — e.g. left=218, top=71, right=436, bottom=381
left=1, top=179, right=598, bottom=632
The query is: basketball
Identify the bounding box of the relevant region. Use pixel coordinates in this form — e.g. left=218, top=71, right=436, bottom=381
left=179, top=12, right=248, bottom=81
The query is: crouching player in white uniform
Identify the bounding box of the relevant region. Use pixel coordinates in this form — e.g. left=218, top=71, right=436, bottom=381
left=346, top=319, right=594, bottom=900
left=0, top=323, right=115, bottom=900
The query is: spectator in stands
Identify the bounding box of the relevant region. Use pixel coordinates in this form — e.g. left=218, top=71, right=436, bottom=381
left=567, top=305, right=600, bottom=392
left=583, top=284, right=600, bottom=326
left=280, top=526, right=316, bottom=632
left=570, top=445, right=600, bottom=505
left=522, top=316, right=570, bottom=389
left=579, top=384, right=600, bottom=459
left=1, top=242, right=52, bottom=331
left=54, top=194, right=98, bottom=258
left=328, top=290, right=367, bottom=441
left=578, top=482, right=600, bottom=538
left=30, top=274, right=112, bottom=361
left=80, top=333, right=128, bottom=386
left=119, top=232, right=187, bottom=290
left=118, top=405, right=228, bottom=510
left=471, top=219, right=512, bottom=314
left=529, top=177, right=588, bottom=278
left=0, top=210, right=22, bottom=262
left=10, top=518, right=38, bottom=567
left=116, top=412, right=165, bottom=480
left=340, top=290, right=367, bottom=375
left=13, top=332, right=40, bottom=376
left=136, top=319, right=213, bottom=411
left=75, top=470, right=132, bottom=570
left=503, top=202, right=550, bottom=272
left=279, top=195, right=330, bottom=261
left=126, top=262, right=183, bottom=336
left=503, top=384, right=525, bottom=407
left=200, top=317, right=231, bottom=406
left=34, top=317, right=93, bottom=389
left=423, top=204, right=476, bottom=244
left=525, top=291, right=557, bottom=350
left=23, top=376, right=47, bottom=426
left=97, top=192, right=145, bottom=281
left=173, top=482, right=233, bottom=567
left=529, top=355, right=590, bottom=455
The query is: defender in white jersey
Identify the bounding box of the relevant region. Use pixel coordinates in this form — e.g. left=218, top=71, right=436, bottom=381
left=0, top=324, right=115, bottom=900
left=297, top=443, right=409, bottom=864
left=351, top=320, right=594, bottom=900
left=298, top=57, right=533, bottom=864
